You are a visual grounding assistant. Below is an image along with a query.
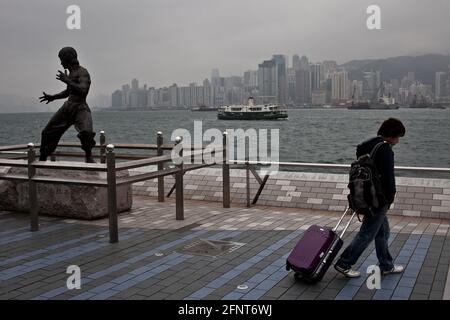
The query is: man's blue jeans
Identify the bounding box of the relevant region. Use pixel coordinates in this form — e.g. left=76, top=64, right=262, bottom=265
left=335, top=204, right=394, bottom=272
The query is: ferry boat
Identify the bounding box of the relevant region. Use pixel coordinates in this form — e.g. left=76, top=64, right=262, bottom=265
left=217, top=97, right=288, bottom=120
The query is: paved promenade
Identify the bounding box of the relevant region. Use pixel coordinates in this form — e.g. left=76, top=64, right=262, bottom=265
left=1, top=196, right=449, bottom=300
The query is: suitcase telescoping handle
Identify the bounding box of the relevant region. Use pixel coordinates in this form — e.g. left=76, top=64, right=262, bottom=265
left=332, top=207, right=357, bottom=238
left=306, top=208, right=357, bottom=282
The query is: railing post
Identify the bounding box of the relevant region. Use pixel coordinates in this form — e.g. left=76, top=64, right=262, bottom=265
left=106, top=144, right=118, bottom=243
left=222, top=131, right=230, bottom=208
left=100, top=130, right=106, bottom=164
left=246, top=161, right=250, bottom=207
left=157, top=131, right=165, bottom=202
left=27, top=143, right=39, bottom=231
left=175, top=136, right=184, bottom=220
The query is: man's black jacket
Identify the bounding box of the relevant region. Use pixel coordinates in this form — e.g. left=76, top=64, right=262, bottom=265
left=356, top=136, right=396, bottom=206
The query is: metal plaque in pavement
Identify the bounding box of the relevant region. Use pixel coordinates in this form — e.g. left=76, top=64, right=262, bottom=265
left=178, top=238, right=246, bottom=258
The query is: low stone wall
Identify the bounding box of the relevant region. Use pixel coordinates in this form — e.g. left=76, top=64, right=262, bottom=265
left=130, top=166, right=450, bottom=219
left=0, top=166, right=132, bottom=220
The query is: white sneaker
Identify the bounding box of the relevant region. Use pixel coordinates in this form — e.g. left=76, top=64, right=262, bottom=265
left=382, top=265, right=404, bottom=275
left=334, top=264, right=361, bottom=278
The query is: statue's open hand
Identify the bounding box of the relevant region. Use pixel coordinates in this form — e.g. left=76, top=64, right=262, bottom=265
left=39, top=92, right=54, bottom=104
left=56, top=70, right=70, bottom=84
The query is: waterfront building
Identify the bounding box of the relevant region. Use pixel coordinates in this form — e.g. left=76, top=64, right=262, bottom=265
left=435, top=71, right=447, bottom=100
left=111, top=90, right=122, bottom=109
left=310, top=63, right=324, bottom=91
left=272, top=54, right=288, bottom=104
left=331, top=71, right=350, bottom=104
left=258, top=59, right=278, bottom=104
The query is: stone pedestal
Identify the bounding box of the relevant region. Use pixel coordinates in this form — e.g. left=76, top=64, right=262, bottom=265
left=0, top=166, right=132, bottom=220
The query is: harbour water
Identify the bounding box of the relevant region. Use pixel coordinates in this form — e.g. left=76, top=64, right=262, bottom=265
left=0, top=108, right=449, bottom=170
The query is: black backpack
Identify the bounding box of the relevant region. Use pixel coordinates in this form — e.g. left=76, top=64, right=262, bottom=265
left=347, top=141, right=386, bottom=221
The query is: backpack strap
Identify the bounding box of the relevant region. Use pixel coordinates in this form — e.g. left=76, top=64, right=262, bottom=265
left=369, top=141, right=386, bottom=159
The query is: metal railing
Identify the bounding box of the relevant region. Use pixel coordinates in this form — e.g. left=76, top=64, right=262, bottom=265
left=230, top=159, right=450, bottom=207
left=0, top=131, right=232, bottom=243
left=3, top=131, right=448, bottom=242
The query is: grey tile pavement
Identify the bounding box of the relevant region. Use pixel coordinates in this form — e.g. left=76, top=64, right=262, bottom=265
left=0, top=196, right=449, bottom=300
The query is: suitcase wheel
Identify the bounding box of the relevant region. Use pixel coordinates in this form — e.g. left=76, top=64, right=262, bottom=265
left=303, top=277, right=319, bottom=284
left=294, top=272, right=303, bottom=280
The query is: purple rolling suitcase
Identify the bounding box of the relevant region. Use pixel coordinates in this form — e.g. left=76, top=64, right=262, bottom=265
left=286, top=208, right=356, bottom=283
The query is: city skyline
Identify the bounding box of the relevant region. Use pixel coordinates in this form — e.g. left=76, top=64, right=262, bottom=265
left=1, top=0, right=450, bottom=101
left=110, top=53, right=450, bottom=110
left=1, top=52, right=449, bottom=112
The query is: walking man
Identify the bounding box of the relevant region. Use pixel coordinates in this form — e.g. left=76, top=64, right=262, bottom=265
left=334, top=118, right=406, bottom=277
left=39, top=47, right=96, bottom=163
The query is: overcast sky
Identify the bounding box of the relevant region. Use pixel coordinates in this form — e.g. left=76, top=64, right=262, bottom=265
left=1, top=0, right=450, bottom=99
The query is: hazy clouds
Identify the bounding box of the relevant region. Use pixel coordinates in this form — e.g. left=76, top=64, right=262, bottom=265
left=1, top=0, right=449, bottom=99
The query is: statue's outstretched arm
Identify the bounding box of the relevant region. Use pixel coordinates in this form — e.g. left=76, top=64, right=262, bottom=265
left=53, top=89, right=70, bottom=100
left=39, top=89, right=68, bottom=104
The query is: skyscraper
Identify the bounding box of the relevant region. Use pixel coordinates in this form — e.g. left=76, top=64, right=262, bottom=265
left=169, top=84, right=178, bottom=107
left=447, top=65, right=450, bottom=98
left=243, top=70, right=258, bottom=88
left=272, top=55, right=288, bottom=104
left=121, top=84, right=130, bottom=107
left=211, top=68, right=221, bottom=87
left=203, top=79, right=212, bottom=107
left=292, top=55, right=300, bottom=71
left=147, top=88, right=156, bottom=108
left=435, top=71, right=447, bottom=100
left=111, top=90, right=122, bottom=109
left=310, top=63, right=324, bottom=91
left=258, top=59, right=277, bottom=104
left=295, top=56, right=311, bottom=105
left=189, top=82, right=197, bottom=107
left=376, top=70, right=382, bottom=89
left=131, top=78, right=139, bottom=91
left=331, top=71, right=350, bottom=103
left=287, top=67, right=296, bottom=104
left=363, top=71, right=377, bottom=102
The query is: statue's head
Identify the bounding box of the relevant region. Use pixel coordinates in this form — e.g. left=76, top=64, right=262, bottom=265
left=58, top=47, right=79, bottom=69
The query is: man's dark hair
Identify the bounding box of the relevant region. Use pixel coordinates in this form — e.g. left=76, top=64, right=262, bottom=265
left=377, top=118, right=406, bottom=138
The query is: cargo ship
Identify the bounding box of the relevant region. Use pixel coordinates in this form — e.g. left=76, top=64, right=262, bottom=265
left=347, top=83, right=399, bottom=110
left=409, top=95, right=430, bottom=108
left=191, top=105, right=219, bottom=112
left=347, top=95, right=399, bottom=110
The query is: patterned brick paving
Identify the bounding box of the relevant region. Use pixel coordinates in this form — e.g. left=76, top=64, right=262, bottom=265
left=0, top=196, right=449, bottom=300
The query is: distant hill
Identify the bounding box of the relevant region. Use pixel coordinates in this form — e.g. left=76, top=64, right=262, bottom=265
left=340, top=54, right=450, bottom=85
